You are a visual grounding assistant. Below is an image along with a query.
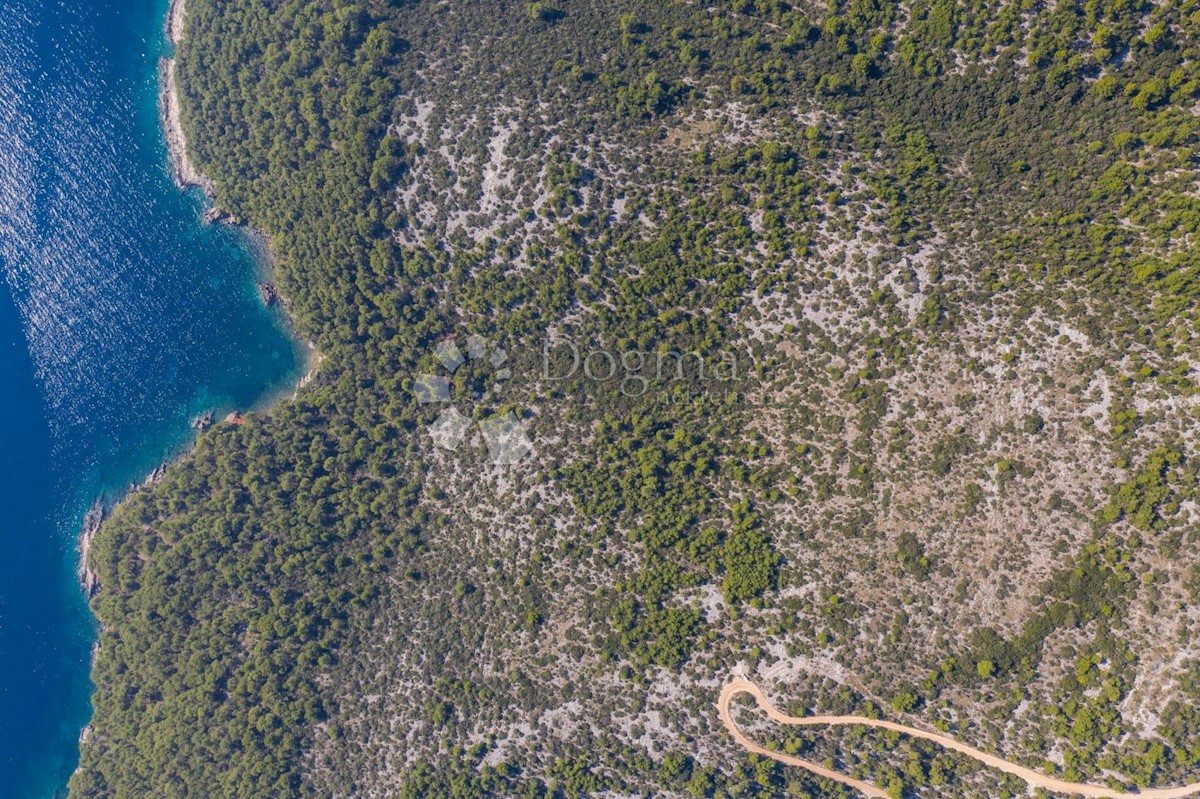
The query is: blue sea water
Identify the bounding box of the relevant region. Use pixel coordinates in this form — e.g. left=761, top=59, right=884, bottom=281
left=0, top=0, right=305, bottom=796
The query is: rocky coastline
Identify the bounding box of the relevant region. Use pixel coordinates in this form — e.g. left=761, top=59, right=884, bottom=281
left=75, top=461, right=170, bottom=598
left=158, top=56, right=216, bottom=197
left=160, top=0, right=210, bottom=194
left=161, top=0, right=234, bottom=206
left=77, top=0, right=203, bottom=601
left=71, top=0, right=322, bottom=789
left=77, top=500, right=104, bottom=599
left=78, top=0, right=324, bottom=587
left=164, top=0, right=187, bottom=47
left=155, top=0, right=305, bottom=333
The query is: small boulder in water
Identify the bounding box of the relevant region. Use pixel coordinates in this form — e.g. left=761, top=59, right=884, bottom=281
left=202, top=206, right=232, bottom=225
left=257, top=282, right=281, bottom=307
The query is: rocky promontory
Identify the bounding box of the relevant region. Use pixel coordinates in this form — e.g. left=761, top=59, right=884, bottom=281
left=164, top=0, right=187, bottom=47
left=77, top=500, right=104, bottom=598
left=158, top=56, right=215, bottom=197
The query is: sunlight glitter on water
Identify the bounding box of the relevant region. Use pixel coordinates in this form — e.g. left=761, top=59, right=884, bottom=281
left=0, top=0, right=303, bottom=795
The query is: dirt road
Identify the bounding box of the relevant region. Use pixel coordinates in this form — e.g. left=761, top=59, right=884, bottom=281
left=718, top=678, right=1200, bottom=799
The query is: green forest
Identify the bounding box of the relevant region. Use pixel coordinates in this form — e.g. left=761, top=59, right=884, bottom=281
left=71, top=0, right=1200, bottom=797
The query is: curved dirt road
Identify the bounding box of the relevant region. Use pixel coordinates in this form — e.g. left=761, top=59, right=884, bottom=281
left=719, top=679, right=1200, bottom=799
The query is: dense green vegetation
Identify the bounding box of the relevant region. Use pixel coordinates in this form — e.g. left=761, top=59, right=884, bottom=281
left=72, top=0, right=1200, bottom=796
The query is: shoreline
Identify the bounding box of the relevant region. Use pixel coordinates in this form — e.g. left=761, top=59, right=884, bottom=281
left=76, top=0, right=209, bottom=602
left=76, top=500, right=103, bottom=599
left=75, top=0, right=322, bottom=657
left=66, top=0, right=323, bottom=792
left=164, top=0, right=187, bottom=47
left=154, top=8, right=317, bottom=356
left=158, top=56, right=216, bottom=197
